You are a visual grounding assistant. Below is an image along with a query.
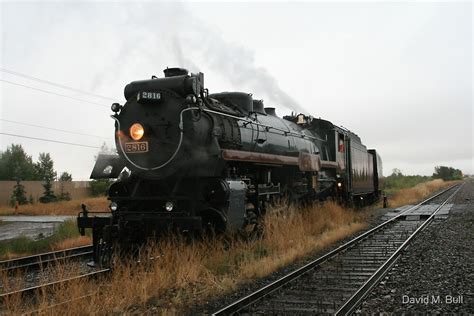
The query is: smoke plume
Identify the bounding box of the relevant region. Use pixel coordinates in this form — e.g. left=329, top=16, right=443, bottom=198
left=170, top=10, right=307, bottom=114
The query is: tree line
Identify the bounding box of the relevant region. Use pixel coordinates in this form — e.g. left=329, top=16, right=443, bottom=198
left=0, top=144, right=73, bottom=206
left=2, top=143, right=465, bottom=205
left=384, top=166, right=463, bottom=193
left=432, top=166, right=463, bottom=181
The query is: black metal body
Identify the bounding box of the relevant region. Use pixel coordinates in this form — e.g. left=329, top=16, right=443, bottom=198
left=77, top=68, right=383, bottom=265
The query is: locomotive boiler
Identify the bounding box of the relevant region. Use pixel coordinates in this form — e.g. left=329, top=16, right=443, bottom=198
left=78, top=68, right=383, bottom=266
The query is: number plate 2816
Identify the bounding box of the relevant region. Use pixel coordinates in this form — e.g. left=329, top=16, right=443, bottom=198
left=124, top=142, right=148, bottom=153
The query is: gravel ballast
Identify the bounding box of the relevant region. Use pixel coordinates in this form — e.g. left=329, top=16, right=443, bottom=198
left=359, top=180, right=474, bottom=314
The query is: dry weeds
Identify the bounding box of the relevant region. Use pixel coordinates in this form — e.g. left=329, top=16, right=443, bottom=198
left=1, top=260, right=86, bottom=314
left=387, top=179, right=457, bottom=208
left=0, top=197, right=109, bottom=216
left=51, top=236, right=92, bottom=251
left=2, top=202, right=365, bottom=314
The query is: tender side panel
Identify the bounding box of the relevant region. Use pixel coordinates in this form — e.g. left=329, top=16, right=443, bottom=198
left=368, top=149, right=383, bottom=195
left=350, top=140, right=375, bottom=195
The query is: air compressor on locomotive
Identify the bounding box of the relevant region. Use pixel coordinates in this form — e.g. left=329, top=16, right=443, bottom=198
left=78, top=68, right=383, bottom=266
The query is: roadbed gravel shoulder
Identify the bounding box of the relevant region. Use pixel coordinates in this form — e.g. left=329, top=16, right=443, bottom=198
left=358, top=180, right=474, bottom=314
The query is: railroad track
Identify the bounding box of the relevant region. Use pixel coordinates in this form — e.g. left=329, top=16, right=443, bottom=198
left=213, top=183, right=463, bottom=315
left=1, top=244, right=99, bottom=309
left=0, top=267, right=109, bottom=304
left=0, top=245, right=93, bottom=274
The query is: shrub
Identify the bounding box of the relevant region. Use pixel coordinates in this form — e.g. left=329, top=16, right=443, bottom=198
left=89, top=179, right=112, bottom=196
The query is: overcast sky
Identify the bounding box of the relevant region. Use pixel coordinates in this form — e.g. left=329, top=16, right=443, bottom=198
left=0, top=1, right=472, bottom=180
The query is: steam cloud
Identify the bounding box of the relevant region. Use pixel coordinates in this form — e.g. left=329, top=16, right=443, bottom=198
left=88, top=3, right=307, bottom=114
left=173, top=18, right=308, bottom=114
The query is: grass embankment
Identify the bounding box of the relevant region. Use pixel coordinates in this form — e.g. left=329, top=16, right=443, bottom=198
left=0, top=220, right=91, bottom=260
left=387, top=179, right=458, bottom=208
left=2, top=201, right=366, bottom=314
left=0, top=197, right=109, bottom=216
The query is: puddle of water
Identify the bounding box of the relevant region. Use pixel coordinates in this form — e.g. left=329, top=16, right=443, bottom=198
left=0, top=215, right=75, bottom=223
left=0, top=222, right=61, bottom=241
left=0, top=215, right=79, bottom=242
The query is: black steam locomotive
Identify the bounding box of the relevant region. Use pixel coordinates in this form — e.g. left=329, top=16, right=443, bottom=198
left=78, top=68, right=383, bottom=266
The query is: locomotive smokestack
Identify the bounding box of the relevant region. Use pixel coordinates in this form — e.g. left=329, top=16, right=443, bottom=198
left=264, top=107, right=278, bottom=117
left=164, top=67, right=189, bottom=77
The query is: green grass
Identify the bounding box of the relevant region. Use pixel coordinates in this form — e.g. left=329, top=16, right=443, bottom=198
left=0, top=220, right=88, bottom=258
left=384, top=175, right=432, bottom=194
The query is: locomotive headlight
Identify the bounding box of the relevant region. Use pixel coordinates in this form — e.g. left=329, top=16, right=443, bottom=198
left=110, top=202, right=118, bottom=211
left=165, top=202, right=174, bottom=212
left=337, top=182, right=342, bottom=188
left=129, top=123, right=145, bottom=141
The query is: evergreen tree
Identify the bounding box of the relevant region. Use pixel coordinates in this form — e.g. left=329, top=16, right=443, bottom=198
left=59, top=172, right=72, bottom=181
left=9, top=165, right=29, bottom=207
left=37, top=153, right=57, bottom=203
left=10, top=178, right=28, bottom=207
left=58, top=171, right=72, bottom=201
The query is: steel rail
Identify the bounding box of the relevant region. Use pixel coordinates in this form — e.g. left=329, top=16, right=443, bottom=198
left=27, top=291, right=100, bottom=314
left=0, top=268, right=110, bottom=301
left=212, top=183, right=461, bottom=315
left=335, top=182, right=464, bottom=315
left=0, top=245, right=93, bottom=273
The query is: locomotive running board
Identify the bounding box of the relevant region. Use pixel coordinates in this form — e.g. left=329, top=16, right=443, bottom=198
left=221, top=149, right=331, bottom=172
